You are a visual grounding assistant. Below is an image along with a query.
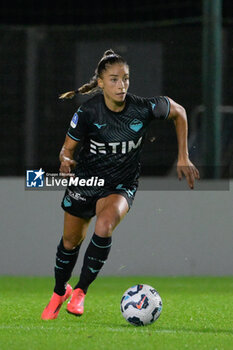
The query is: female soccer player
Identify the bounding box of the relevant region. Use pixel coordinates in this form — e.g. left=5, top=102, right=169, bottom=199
left=41, top=49, right=199, bottom=320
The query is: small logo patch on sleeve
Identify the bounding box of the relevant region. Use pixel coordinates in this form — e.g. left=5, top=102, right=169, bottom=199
left=70, top=112, right=78, bottom=128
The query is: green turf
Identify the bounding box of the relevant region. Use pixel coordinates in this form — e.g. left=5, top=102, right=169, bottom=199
left=0, top=276, right=232, bottom=350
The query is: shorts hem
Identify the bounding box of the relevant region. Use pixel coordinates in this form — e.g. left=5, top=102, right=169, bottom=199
left=98, top=191, right=133, bottom=211
left=61, top=204, right=95, bottom=219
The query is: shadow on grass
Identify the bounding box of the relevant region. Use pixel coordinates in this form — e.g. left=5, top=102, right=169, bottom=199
left=99, top=323, right=233, bottom=335
left=157, top=327, right=233, bottom=335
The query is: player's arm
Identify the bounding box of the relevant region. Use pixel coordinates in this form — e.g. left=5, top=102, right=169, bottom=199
left=167, top=97, right=200, bottom=189
left=59, top=135, right=79, bottom=175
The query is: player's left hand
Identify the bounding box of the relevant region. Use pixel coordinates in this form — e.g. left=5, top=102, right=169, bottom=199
left=177, top=159, right=200, bottom=189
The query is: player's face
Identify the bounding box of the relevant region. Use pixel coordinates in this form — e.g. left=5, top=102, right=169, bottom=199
left=98, top=63, right=129, bottom=109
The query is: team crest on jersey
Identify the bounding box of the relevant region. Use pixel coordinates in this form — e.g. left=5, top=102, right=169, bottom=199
left=129, top=119, right=143, bottom=132
left=70, top=112, right=78, bottom=128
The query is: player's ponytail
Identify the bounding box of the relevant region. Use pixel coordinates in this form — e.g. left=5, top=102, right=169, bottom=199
left=59, top=49, right=128, bottom=100
left=59, top=89, right=79, bottom=99
left=58, top=74, right=98, bottom=99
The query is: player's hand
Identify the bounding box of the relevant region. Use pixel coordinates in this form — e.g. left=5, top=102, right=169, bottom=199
left=59, top=158, right=77, bottom=177
left=177, top=159, right=200, bottom=189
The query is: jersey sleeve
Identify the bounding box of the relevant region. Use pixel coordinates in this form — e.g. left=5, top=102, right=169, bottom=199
left=147, top=96, right=170, bottom=121
left=66, top=106, right=87, bottom=141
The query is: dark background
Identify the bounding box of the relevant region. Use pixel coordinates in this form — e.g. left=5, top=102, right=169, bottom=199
left=0, top=1, right=231, bottom=26
left=0, top=0, right=232, bottom=177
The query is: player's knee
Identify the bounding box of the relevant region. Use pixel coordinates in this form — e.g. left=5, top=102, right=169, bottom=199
left=95, top=216, right=115, bottom=237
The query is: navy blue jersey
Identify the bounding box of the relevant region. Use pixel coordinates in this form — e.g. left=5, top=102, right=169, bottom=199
left=67, top=93, right=170, bottom=195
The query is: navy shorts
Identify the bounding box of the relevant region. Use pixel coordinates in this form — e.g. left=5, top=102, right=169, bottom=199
left=61, top=185, right=137, bottom=219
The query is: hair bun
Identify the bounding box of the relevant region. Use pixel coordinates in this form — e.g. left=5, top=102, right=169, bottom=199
left=103, top=49, right=115, bottom=57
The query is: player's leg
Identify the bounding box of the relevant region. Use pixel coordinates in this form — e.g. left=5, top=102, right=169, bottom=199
left=67, top=194, right=128, bottom=315
left=76, top=193, right=129, bottom=290
left=95, top=193, right=129, bottom=237
left=41, top=213, right=91, bottom=320
left=54, top=212, right=91, bottom=295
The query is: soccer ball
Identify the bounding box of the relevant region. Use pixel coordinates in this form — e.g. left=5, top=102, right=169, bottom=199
left=120, top=284, right=162, bottom=326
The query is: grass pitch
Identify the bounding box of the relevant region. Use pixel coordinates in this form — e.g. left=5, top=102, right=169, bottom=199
left=0, top=276, right=232, bottom=350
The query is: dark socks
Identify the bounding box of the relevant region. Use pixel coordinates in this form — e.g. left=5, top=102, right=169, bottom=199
left=54, top=238, right=81, bottom=296
left=75, top=233, right=112, bottom=294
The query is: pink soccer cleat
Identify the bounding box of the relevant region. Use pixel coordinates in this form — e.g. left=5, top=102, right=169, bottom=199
left=41, top=284, right=73, bottom=320
left=66, top=288, right=85, bottom=316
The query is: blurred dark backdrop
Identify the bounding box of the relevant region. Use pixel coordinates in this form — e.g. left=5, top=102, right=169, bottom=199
left=0, top=0, right=232, bottom=177
left=0, top=1, right=202, bottom=25
left=0, top=1, right=231, bottom=26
